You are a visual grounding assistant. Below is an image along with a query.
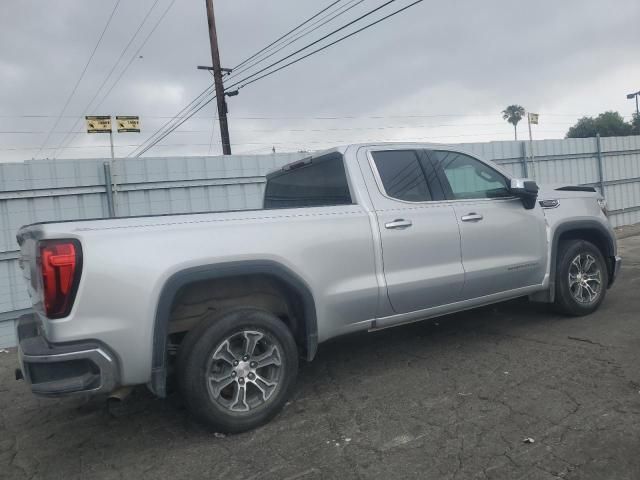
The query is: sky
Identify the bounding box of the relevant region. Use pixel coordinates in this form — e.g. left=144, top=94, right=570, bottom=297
left=0, top=0, right=639, bottom=161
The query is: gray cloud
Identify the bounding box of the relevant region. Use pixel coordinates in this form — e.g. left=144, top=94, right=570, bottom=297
left=1, top=0, right=638, bottom=161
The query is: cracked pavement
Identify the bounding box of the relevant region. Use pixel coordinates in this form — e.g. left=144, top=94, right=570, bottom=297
left=1, top=234, right=639, bottom=480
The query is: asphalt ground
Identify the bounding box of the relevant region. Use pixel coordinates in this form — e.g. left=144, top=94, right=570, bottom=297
left=1, top=234, right=639, bottom=480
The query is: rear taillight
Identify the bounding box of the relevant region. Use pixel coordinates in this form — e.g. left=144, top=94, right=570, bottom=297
left=39, top=240, right=82, bottom=318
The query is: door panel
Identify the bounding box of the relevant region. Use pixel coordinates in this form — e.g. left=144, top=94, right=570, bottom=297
left=364, top=149, right=465, bottom=314
left=452, top=199, right=547, bottom=298
left=377, top=204, right=465, bottom=312
left=428, top=150, right=548, bottom=299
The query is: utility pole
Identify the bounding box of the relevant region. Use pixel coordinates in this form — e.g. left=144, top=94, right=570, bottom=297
left=627, top=91, right=640, bottom=116
left=527, top=112, right=535, bottom=179
left=205, top=0, right=232, bottom=155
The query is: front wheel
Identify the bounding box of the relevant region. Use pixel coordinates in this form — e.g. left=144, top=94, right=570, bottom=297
left=177, top=308, right=298, bottom=433
left=554, top=240, right=607, bottom=316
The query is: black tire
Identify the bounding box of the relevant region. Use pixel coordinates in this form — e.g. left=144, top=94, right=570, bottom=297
left=554, top=239, right=608, bottom=316
left=177, top=308, right=298, bottom=433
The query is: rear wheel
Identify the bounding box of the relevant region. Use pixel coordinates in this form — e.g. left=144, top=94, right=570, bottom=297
left=554, top=240, right=607, bottom=316
left=177, top=308, right=298, bottom=433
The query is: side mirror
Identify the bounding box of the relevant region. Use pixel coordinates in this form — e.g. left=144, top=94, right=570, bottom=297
left=510, top=178, right=539, bottom=210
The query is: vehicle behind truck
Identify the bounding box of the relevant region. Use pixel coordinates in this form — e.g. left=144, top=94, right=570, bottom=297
left=15, top=143, right=621, bottom=432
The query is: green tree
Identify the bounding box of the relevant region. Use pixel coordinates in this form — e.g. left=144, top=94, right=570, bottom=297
left=566, top=111, right=633, bottom=138
left=502, top=105, right=526, bottom=140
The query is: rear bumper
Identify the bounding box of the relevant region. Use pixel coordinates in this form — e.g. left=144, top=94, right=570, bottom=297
left=16, top=314, right=118, bottom=397
left=609, top=256, right=622, bottom=287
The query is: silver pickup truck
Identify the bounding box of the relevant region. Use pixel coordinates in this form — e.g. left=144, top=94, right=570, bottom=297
left=15, top=143, right=621, bottom=432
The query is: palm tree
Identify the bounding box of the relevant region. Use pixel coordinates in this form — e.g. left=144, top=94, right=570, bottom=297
left=502, top=105, right=526, bottom=140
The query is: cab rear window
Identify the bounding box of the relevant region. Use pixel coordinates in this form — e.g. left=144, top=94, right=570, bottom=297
left=264, top=153, right=352, bottom=209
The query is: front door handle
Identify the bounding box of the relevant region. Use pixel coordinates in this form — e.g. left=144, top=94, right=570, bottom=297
left=461, top=213, right=484, bottom=222
left=385, top=219, right=413, bottom=229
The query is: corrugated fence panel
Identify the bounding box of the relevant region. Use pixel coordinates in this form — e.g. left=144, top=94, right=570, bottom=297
left=0, top=158, right=111, bottom=257
left=457, top=141, right=524, bottom=177
left=524, top=138, right=600, bottom=186
left=2, top=140, right=640, bottom=346
left=606, top=182, right=640, bottom=211
left=599, top=136, right=640, bottom=227
left=0, top=158, right=104, bottom=191
left=0, top=319, right=17, bottom=349
left=108, top=153, right=301, bottom=218
left=0, top=153, right=306, bottom=326
left=602, top=138, right=640, bottom=182
left=113, top=153, right=300, bottom=185
left=458, top=140, right=523, bottom=161
left=0, top=259, right=29, bottom=314
left=537, top=154, right=600, bottom=186
left=0, top=194, right=108, bottom=254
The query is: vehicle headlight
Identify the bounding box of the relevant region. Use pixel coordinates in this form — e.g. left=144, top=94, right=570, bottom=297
left=597, top=198, right=608, bottom=217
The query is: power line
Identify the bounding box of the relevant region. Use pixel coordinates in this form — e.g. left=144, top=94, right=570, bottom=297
left=128, top=83, right=219, bottom=157
left=0, top=130, right=571, bottom=152
left=0, top=124, right=572, bottom=135
left=0, top=112, right=616, bottom=119
left=226, top=0, right=364, bottom=83
left=228, top=0, right=424, bottom=93
left=12, top=0, right=162, bottom=159
left=126, top=85, right=216, bottom=157
left=56, top=0, right=162, bottom=135
left=51, top=0, right=177, bottom=159
left=34, top=0, right=121, bottom=159
left=136, top=111, right=570, bottom=158
left=53, top=0, right=176, bottom=159
left=224, top=0, right=404, bottom=92
left=134, top=0, right=415, bottom=157
left=134, top=94, right=218, bottom=156
left=133, top=0, right=259, bottom=158
left=231, top=0, right=345, bottom=71
left=94, top=0, right=178, bottom=110
left=13, top=1, right=357, bottom=159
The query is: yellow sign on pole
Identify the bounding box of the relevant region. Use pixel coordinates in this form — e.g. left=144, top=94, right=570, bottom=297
left=528, top=113, right=539, bottom=125
left=85, top=115, right=112, bottom=133
left=116, top=116, right=140, bottom=133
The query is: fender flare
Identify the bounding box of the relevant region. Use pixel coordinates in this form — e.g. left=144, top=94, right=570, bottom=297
left=548, top=219, right=616, bottom=301
left=149, top=260, right=318, bottom=397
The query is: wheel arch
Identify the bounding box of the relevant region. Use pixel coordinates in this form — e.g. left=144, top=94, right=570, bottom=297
left=549, top=220, right=616, bottom=301
left=149, top=260, right=318, bottom=397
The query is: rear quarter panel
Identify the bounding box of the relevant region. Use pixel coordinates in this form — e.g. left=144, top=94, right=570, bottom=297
left=33, top=205, right=378, bottom=385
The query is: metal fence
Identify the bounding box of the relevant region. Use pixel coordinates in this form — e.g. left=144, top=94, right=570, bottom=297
left=1, top=135, right=639, bottom=347
left=0, top=152, right=307, bottom=347
left=459, top=135, right=640, bottom=227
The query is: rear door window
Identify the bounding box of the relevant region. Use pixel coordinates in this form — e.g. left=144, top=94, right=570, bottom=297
left=372, top=150, right=432, bottom=202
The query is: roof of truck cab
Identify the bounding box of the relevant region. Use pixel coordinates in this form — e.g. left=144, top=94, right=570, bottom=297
left=289, top=141, right=468, bottom=159
left=271, top=142, right=468, bottom=174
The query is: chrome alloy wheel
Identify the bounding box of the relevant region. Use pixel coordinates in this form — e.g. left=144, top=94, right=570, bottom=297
left=568, top=253, right=602, bottom=304
left=206, top=330, right=283, bottom=413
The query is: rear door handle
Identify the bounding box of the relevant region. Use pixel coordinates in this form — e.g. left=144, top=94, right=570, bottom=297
left=461, top=213, right=483, bottom=222
left=385, top=219, right=413, bottom=229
